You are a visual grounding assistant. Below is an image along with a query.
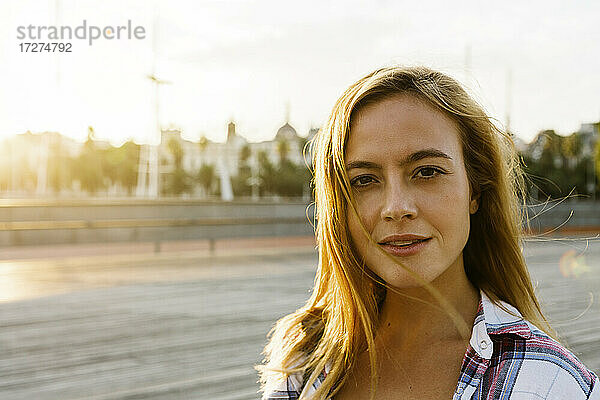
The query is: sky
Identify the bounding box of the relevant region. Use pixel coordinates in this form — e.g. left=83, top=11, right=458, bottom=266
left=0, top=0, right=599, bottom=146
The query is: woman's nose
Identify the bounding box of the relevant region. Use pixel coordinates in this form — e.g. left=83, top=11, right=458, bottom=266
left=379, top=182, right=418, bottom=222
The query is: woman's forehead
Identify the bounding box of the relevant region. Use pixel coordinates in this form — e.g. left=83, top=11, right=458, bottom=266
left=345, top=95, right=464, bottom=162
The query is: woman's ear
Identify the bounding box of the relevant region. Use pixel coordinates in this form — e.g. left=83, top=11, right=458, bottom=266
left=469, top=194, right=480, bottom=214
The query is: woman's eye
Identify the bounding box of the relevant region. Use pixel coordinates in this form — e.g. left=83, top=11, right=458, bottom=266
left=414, top=167, right=443, bottom=179
left=350, top=175, right=376, bottom=187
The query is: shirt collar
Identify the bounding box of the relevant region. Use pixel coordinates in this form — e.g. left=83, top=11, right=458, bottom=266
left=470, top=290, right=532, bottom=359
left=319, top=289, right=533, bottom=391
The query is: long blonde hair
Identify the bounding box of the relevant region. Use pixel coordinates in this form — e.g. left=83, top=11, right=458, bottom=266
left=258, top=65, right=555, bottom=399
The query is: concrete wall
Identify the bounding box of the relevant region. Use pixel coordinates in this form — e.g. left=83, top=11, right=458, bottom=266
left=0, top=199, right=597, bottom=247
left=0, top=199, right=313, bottom=221
left=525, top=202, right=600, bottom=232
left=0, top=199, right=315, bottom=247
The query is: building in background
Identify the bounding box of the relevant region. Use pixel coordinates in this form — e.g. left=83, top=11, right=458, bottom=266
left=0, top=131, right=82, bottom=197
left=2, top=120, right=595, bottom=201
left=157, top=119, right=314, bottom=199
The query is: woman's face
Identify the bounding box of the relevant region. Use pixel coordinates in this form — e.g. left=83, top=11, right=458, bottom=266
left=345, top=95, right=478, bottom=289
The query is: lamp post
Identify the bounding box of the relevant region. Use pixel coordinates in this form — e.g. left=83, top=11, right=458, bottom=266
left=135, top=16, right=171, bottom=198
left=589, top=157, right=596, bottom=201
left=248, top=148, right=261, bottom=201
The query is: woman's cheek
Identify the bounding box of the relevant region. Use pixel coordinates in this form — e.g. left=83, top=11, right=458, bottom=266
left=353, top=194, right=377, bottom=227
left=348, top=203, right=375, bottom=249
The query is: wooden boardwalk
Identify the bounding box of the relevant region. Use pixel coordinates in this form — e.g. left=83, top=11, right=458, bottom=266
left=0, top=236, right=599, bottom=399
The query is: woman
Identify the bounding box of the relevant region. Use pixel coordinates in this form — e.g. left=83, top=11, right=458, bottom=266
left=257, top=66, right=599, bottom=399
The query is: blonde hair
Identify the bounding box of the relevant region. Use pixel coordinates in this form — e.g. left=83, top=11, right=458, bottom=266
left=257, top=65, right=555, bottom=399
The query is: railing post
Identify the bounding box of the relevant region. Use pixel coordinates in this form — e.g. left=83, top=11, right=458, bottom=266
left=209, top=238, right=215, bottom=255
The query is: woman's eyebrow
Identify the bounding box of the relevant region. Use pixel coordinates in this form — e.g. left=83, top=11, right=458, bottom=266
left=345, top=148, right=453, bottom=171
left=402, top=148, right=453, bottom=165
left=345, top=160, right=381, bottom=171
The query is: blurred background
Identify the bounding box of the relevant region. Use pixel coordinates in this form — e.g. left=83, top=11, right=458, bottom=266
left=0, top=0, right=599, bottom=399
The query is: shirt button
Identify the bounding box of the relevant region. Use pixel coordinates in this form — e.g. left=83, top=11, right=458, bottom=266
left=456, top=387, right=464, bottom=395
left=480, top=340, right=489, bottom=350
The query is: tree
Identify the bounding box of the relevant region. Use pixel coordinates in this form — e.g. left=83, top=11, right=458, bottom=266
left=276, top=139, right=289, bottom=163
left=561, top=134, right=582, bottom=159
left=522, top=130, right=596, bottom=200
left=162, top=167, right=191, bottom=196
left=231, top=168, right=252, bottom=197
left=574, top=157, right=593, bottom=197
left=239, top=144, right=251, bottom=166
left=561, top=133, right=582, bottom=170
left=272, top=159, right=310, bottom=197
left=596, top=139, right=600, bottom=189
left=72, top=129, right=105, bottom=195
left=198, top=135, right=209, bottom=153
left=103, top=140, right=139, bottom=195
left=47, top=139, right=73, bottom=194
left=258, top=151, right=276, bottom=196
left=257, top=149, right=311, bottom=198
left=162, top=138, right=190, bottom=196
left=232, top=145, right=253, bottom=197
left=197, top=164, right=216, bottom=197
left=167, top=137, right=184, bottom=166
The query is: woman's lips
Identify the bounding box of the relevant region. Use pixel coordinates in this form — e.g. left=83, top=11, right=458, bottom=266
left=379, top=238, right=431, bottom=256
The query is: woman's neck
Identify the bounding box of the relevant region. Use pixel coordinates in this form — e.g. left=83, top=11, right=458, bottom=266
left=375, top=256, right=480, bottom=351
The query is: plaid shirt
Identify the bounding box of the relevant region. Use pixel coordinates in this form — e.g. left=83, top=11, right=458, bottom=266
left=264, top=291, right=600, bottom=399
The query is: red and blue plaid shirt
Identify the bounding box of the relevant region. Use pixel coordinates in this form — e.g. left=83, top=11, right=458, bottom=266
left=264, top=291, right=599, bottom=399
